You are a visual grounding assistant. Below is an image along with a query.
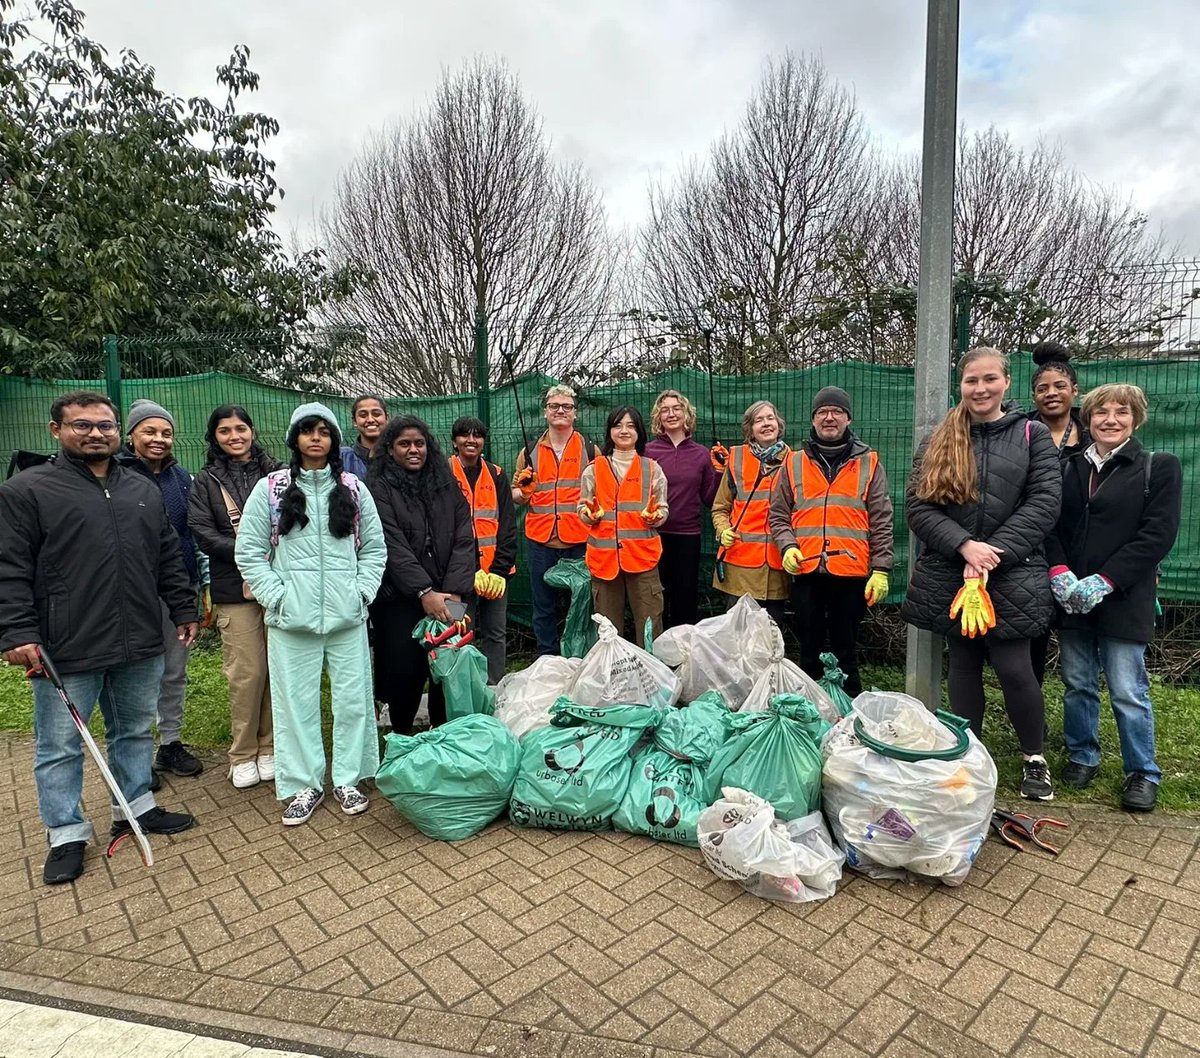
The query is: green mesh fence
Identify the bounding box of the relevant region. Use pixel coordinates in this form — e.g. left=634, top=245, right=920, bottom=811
left=3, top=348, right=1197, bottom=622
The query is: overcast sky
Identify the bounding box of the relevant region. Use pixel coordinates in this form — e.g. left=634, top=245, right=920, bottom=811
left=74, top=0, right=1200, bottom=256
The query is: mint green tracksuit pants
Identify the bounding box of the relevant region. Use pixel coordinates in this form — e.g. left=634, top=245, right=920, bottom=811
left=267, top=623, right=379, bottom=800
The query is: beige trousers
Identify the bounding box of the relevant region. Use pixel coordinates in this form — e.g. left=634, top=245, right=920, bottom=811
left=591, top=568, right=665, bottom=645
left=214, top=602, right=273, bottom=764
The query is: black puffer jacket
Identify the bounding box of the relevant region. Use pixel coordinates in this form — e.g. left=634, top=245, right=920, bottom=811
left=368, top=462, right=477, bottom=603
left=901, top=404, right=1062, bottom=639
left=1046, top=437, right=1182, bottom=644
left=188, top=449, right=282, bottom=604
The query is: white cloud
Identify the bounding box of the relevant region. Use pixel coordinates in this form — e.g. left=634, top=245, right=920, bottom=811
left=73, top=0, right=1200, bottom=254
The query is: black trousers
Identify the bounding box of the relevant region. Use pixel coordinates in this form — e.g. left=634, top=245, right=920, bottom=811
left=659, top=532, right=703, bottom=629
left=790, top=572, right=867, bottom=695
left=946, top=634, right=1045, bottom=755
left=373, top=599, right=446, bottom=734
left=1030, top=630, right=1051, bottom=687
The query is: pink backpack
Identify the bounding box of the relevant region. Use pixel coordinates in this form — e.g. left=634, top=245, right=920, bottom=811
left=265, top=469, right=362, bottom=550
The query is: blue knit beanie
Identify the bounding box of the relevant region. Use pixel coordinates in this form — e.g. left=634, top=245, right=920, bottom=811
left=286, top=402, right=342, bottom=448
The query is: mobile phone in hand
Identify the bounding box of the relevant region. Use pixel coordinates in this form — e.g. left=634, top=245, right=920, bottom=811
left=446, top=600, right=468, bottom=622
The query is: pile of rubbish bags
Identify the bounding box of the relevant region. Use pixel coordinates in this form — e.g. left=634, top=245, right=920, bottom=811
left=375, top=598, right=998, bottom=903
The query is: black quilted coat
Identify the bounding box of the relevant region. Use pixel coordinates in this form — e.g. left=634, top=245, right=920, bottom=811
left=901, top=404, right=1062, bottom=639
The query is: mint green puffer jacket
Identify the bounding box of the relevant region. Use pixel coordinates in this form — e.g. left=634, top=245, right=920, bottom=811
left=235, top=467, right=386, bottom=635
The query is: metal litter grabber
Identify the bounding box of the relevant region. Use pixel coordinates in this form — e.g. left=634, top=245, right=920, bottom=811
left=28, top=648, right=154, bottom=867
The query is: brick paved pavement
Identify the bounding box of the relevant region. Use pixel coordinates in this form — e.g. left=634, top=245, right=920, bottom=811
left=1, top=733, right=1198, bottom=1058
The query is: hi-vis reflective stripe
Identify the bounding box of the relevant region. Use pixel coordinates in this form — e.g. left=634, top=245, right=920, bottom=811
left=737, top=531, right=773, bottom=543
left=794, top=495, right=867, bottom=512
left=793, top=526, right=870, bottom=541
left=477, top=533, right=498, bottom=546
left=474, top=506, right=498, bottom=520
left=590, top=529, right=659, bottom=548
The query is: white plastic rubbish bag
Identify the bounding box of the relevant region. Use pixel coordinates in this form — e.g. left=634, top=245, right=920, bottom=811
left=494, top=655, right=583, bottom=740
left=652, top=594, right=781, bottom=707
left=698, top=788, right=843, bottom=903
left=568, top=615, right=682, bottom=710
left=821, top=691, right=998, bottom=886
left=738, top=642, right=840, bottom=722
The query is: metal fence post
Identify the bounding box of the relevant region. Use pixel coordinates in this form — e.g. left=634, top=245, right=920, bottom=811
left=102, top=334, right=123, bottom=421
left=954, top=281, right=971, bottom=356
left=474, top=310, right=490, bottom=429
left=906, top=0, right=959, bottom=709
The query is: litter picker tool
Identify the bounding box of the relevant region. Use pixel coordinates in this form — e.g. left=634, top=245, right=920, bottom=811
left=27, top=647, right=154, bottom=867
left=703, top=328, right=728, bottom=473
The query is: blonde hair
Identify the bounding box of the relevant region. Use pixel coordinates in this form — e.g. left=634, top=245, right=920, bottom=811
left=650, top=390, right=697, bottom=435
left=741, top=400, right=785, bottom=443
left=916, top=347, right=1010, bottom=504
left=543, top=384, right=576, bottom=406
left=1081, top=383, right=1148, bottom=430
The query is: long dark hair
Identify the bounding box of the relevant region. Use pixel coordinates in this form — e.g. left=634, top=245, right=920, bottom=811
left=369, top=414, right=453, bottom=496
left=278, top=414, right=357, bottom=539
left=203, top=404, right=270, bottom=465
left=601, top=406, right=648, bottom=456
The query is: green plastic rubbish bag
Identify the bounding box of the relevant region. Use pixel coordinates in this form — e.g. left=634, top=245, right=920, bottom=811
left=818, top=652, right=855, bottom=718
left=376, top=714, right=521, bottom=841
left=614, top=693, right=733, bottom=846
left=413, top=617, right=495, bottom=720
left=543, top=558, right=597, bottom=658
left=509, top=697, right=662, bottom=831
left=704, top=697, right=827, bottom=822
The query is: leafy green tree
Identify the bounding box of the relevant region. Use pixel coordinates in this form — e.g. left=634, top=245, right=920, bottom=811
left=0, top=0, right=359, bottom=380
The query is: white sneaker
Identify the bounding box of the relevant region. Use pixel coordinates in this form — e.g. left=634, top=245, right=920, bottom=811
left=229, top=761, right=260, bottom=789
left=282, top=787, right=324, bottom=826
left=333, top=785, right=369, bottom=816
left=256, top=754, right=275, bottom=782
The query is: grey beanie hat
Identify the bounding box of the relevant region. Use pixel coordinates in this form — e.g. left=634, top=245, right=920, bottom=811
left=811, top=386, right=852, bottom=418
left=286, top=401, right=342, bottom=446
left=126, top=398, right=175, bottom=433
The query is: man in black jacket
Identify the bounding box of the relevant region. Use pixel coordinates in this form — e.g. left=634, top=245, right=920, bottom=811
left=0, top=392, right=199, bottom=885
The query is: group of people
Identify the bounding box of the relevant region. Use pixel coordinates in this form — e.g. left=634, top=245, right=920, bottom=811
left=0, top=342, right=1181, bottom=885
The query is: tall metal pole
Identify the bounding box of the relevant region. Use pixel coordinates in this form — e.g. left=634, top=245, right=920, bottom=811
left=474, top=309, right=490, bottom=430
left=906, top=0, right=959, bottom=709
left=102, top=334, right=123, bottom=422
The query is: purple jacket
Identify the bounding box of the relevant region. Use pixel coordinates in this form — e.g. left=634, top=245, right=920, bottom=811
left=645, top=434, right=720, bottom=535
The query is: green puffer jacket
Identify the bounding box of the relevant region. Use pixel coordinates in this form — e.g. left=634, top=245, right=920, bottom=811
left=235, top=467, right=386, bottom=635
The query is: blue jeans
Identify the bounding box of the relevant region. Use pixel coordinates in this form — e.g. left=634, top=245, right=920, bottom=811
left=1059, top=629, right=1160, bottom=782
left=527, top=540, right=586, bottom=656
left=32, top=654, right=163, bottom=847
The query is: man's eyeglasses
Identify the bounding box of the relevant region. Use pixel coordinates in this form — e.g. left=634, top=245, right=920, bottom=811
left=546, top=403, right=576, bottom=412
left=63, top=419, right=119, bottom=436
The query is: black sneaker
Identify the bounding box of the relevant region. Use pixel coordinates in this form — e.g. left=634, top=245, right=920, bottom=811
left=1061, top=761, right=1099, bottom=789
left=1121, top=774, right=1158, bottom=813
left=156, top=741, right=203, bottom=777
left=43, top=841, right=86, bottom=885
left=1021, top=758, right=1055, bottom=801
left=111, top=806, right=197, bottom=838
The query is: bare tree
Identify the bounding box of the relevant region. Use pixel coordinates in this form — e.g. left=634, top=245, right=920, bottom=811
left=320, top=58, right=615, bottom=395
left=641, top=53, right=873, bottom=370
left=875, top=128, right=1170, bottom=355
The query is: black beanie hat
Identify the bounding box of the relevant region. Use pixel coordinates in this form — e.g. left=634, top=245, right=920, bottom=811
left=812, top=386, right=852, bottom=418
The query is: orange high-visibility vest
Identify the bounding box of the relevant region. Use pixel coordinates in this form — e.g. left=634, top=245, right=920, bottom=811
left=786, top=449, right=878, bottom=576
left=524, top=431, right=592, bottom=545
left=725, top=445, right=786, bottom=570
left=450, top=455, right=512, bottom=575
left=586, top=455, right=663, bottom=580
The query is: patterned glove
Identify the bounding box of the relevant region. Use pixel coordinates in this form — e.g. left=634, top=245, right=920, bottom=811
left=1066, top=574, right=1113, bottom=615
left=782, top=547, right=805, bottom=575
left=719, top=527, right=738, bottom=549
left=1049, top=568, right=1079, bottom=607
left=710, top=444, right=729, bottom=473
left=864, top=571, right=889, bottom=607
left=513, top=466, right=536, bottom=499
left=949, top=575, right=997, bottom=638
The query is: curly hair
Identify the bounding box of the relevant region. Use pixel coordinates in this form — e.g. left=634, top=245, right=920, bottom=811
left=649, top=390, right=697, bottom=435
left=369, top=414, right=453, bottom=497
left=278, top=414, right=357, bottom=539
